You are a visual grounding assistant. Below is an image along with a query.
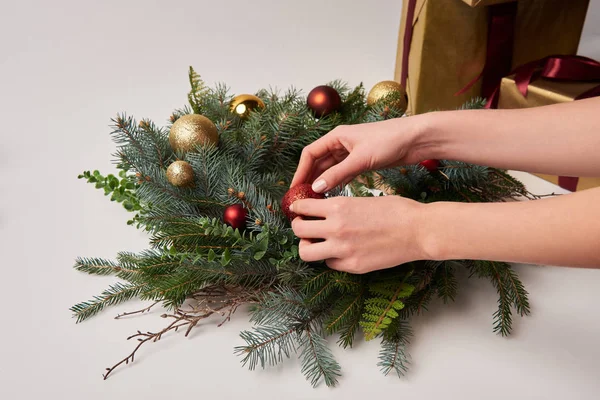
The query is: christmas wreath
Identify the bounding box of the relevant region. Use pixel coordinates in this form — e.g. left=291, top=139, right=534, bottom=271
left=71, top=68, right=533, bottom=387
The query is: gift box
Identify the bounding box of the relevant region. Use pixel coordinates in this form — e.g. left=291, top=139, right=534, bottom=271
left=497, top=75, right=599, bottom=109
left=492, top=55, right=600, bottom=191
left=394, top=0, right=589, bottom=115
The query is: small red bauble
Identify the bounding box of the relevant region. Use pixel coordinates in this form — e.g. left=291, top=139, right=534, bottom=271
left=281, top=183, right=325, bottom=221
left=223, top=203, right=247, bottom=230
left=419, top=159, right=440, bottom=172
left=306, top=85, right=342, bottom=117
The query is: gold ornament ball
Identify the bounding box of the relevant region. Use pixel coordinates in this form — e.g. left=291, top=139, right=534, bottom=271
left=169, top=114, right=218, bottom=153
left=166, top=160, right=195, bottom=187
left=230, top=94, right=265, bottom=119
left=367, top=80, right=408, bottom=111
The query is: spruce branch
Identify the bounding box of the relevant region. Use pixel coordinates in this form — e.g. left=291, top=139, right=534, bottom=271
left=298, top=324, right=341, bottom=387
left=378, top=320, right=412, bottom=377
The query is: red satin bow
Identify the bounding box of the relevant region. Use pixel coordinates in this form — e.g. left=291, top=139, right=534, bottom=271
left=486, top=55, right=600, bottom=192
left=485, top=55, right=600, bottom=109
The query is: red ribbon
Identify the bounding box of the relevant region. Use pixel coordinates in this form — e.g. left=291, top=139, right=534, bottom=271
left=486, top=55, right=600, bottom=191
left=400, top=0, right=418, bottom=88
left=485, top=55, right=600, bottom=108
left=456, top=3, right=518, bottom=98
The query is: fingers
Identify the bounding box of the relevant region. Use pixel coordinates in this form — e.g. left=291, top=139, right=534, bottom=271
left=298, top=239, right=337, bottom=262
left=291, top=216, right=328, bottom=239
left=307, top=155, right=339, bottom=185
left=312, top=152, right=365, bottom=193
left=291, top=137, right=335, bottom=188
left=290, top=198, right=328, bottom=219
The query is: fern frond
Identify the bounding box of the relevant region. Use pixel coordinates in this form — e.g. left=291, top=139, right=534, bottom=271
left=360, top=281, right=415, bottom=341
left=187, top=67, right=210, bottom=114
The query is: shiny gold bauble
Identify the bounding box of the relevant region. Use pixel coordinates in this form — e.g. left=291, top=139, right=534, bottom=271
left=169, top=114, right=218, bottom=153
left=367, top=80, right=408, bottom=111
left=166, top=160, right=195, bottom=187
left=230, top=94, right=265, bottom=119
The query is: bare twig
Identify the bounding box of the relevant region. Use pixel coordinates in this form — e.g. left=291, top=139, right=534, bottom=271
left=103, top=285, right=257, bottom=380
left=115, top=302, right=160, bottom=319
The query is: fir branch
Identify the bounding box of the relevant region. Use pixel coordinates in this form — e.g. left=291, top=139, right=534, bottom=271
left=434, top=261, right=461, bottom=304
left=74, top=257, right=125, bottom=276
left=469, top=261, right=513, bottom=336
left=336, top=304, right=363, bottom=349
left=325, top=286, right=365, bottom=334
left=70, top=282, right=147, bottom=323
left=503, top=267, right=531, bottom=316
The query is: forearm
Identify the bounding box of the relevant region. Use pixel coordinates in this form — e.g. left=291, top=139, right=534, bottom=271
left=420, top=187, right=600, bottom=268
left=418, top=97, right=600, bottom=177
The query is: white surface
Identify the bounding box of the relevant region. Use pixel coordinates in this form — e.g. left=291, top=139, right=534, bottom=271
left=1, top=1, right=600, bottom=399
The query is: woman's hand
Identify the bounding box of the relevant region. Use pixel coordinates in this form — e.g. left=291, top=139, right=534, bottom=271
left=290, top=116, right=435, bottom=193
left=290, top=195, right=430, bottom=274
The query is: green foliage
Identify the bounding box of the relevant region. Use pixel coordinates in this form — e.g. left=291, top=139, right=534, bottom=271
left=187, top=67, right=211, bottom=114
left=299, top=325, right=341, bottom=387
left=360, top=278, right=415, bottom=341
left=468, top=260, right=530, bottom=336
left=434, top=261, right=461, bottom=304
left=72, top=68, right=532, bottom=386
left=78, top=169, right=142, bottom=213
left=70, top=282, right=146, bottom=323
left=237, top=287, right=341, bottom=387
left=378, top=320, right=412, bottom=377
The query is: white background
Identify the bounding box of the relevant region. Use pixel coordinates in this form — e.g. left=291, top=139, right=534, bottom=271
left=1, top=1, right=600, bottom=399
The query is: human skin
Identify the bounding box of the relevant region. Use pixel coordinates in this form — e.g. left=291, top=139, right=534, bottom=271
left=289, top=97, right=600, bottom=273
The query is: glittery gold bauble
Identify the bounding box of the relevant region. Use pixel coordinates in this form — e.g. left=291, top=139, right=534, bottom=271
left=367, top=80, right=408, bottom=111
left=230, top=94, right=265, bottom=119
left=166, top=160, right=195, bottom=187
left=169, top=114, right=218, bottom=153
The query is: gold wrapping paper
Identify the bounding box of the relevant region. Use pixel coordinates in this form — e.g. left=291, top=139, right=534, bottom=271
left=497, top=76, right=598, bottom=109
left=498, top=75, right=600, bottom=191
left=395, top=0, right=489, bottom=114
left=461, top=0, right=516, bottom=7
left=394, top=0, right=589, bottom=115
left=512, top=0, right=589, bottom=68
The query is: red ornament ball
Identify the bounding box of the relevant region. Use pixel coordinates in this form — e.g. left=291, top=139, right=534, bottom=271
left=419, top=159, right=440, bottom=172
left=306, top=85, right=341, bottom=117
left=281, top=183, right=325, bottom=221
left=223, top=204, right=247, bottom=230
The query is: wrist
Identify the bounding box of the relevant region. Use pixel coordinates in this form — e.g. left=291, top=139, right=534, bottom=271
left=416, top=201, right=453, bottom=261
left=410, top=111, right=454, bottom=162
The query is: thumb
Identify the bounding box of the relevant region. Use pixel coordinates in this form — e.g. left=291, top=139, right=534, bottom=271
left=311, top=153, right=365, bottom=193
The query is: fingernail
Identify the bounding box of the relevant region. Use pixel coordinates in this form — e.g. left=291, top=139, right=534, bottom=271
left=312, top=179, right=327, bottom=193
left=289, top=202, right=294, bottom=212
